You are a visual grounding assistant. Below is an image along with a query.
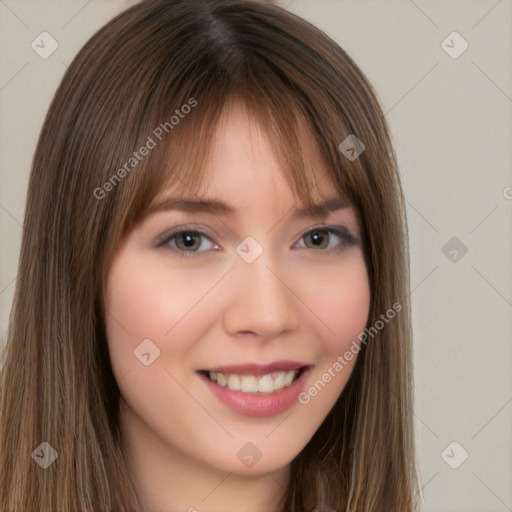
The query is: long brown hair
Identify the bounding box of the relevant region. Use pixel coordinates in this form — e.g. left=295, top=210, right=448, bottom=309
left=0, top=0, right=420, bottom=510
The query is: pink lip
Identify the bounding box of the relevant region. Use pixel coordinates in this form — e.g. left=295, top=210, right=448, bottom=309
left=198, top=366, right=312, bottom=418
left=201, top=360, right=307, bottom=376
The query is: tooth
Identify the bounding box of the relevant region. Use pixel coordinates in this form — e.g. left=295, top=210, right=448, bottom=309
left=283, top=370, right=296, bottom=387
left=258, top=374, right=274, bottom=393
left=272, top=371, right=286, bottom=390
left=216, top=372, right=227, bottom=387
left=240, top=375, right=259, bottom=393
left=216, top=370, right=299, bottom=393
left=227, top=374, right=241, bottom=391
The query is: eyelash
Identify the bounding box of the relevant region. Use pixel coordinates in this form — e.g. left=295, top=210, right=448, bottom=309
left=155, top=224, right=359, bottom=259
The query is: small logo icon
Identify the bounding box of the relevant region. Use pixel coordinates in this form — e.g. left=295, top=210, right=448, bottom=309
left=31, top=442, right=58, bottom=468
left=442, top=236, right=468, bottom=263
left=236, top=236, right=264, bottom=263
left=441, top=32, right=468, bottom=59
left=338, top=135, right=365, bottom=161
left=236, top=442, right=262, bottom=468
left=441, top=441, right=468, bottom=469
left=31, top=32, right=59, bottom=59
left=134, top=338, right=161, bottom=366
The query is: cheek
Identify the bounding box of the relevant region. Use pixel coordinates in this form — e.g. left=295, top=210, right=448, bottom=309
left=303, top=253, right=371, bottom=354
left=104, top=253, right=224, bottom=372
left=294, top=255, right=370, bottom=415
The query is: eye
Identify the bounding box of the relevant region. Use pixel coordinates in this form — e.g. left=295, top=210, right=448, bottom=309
left=155, top=224, right=358, bottom=258
left=155, top=228, right=218, bottom=256
left=295, top=226, right=358, bottom=253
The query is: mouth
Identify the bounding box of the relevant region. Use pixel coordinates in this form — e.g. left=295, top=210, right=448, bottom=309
left=197, top=366, right=309, bottom=395
left=197, top=362, right=313, bottom=418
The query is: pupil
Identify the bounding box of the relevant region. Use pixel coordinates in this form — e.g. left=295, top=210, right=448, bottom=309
left=310, top=230, right=326, bottom=247
left=181, top=234, right=198, bottom=249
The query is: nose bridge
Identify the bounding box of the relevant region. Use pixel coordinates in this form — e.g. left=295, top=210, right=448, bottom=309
left=223, top=242, right=299, bottom=338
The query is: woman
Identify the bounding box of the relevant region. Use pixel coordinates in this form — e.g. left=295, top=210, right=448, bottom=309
left=0, top=0, right=419, bottom=510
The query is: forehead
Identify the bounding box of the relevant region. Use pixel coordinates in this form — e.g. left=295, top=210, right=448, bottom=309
left=195, top=99, right=340, bottom=200
left=141, top=94, right=355, bottom=229
left=138, top=100, right=362, bottom=237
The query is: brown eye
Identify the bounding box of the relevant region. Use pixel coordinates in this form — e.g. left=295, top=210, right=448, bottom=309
left=297, top=226, right=357, bottom=253
left=174, top=232, right=203, bottom=251
left=303, top=229, right=330, bottom=249
left=156, top=228, right=217, bottom=254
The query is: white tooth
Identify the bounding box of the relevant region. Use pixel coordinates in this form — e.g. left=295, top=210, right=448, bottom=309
left=283, top=370, right=296, bottom=387
left=209, top=371, right=217, bottom=382
left=216, top=372, right=227, bottom=387
left=227, top=374, right=241, bottom=391
left=258, top=374, right=274, bottom=393
left=220, top=371, right=299, bottom=393
left=240, top=375, right=259, bottom=393
left=272, top=371, right=286, bottom=390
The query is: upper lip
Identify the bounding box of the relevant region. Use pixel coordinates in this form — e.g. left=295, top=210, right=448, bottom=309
left=199, top=361, right=311, bottom=376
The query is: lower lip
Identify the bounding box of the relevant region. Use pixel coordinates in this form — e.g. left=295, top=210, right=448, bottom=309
left=198, top=368, right=311, bottom=418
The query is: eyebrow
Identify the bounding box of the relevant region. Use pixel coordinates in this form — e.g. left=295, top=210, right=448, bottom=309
left=145, top=197, right=352, bottom=219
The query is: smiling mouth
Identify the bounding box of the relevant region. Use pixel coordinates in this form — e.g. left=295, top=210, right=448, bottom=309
left=198, top=367, right=309, bottom=394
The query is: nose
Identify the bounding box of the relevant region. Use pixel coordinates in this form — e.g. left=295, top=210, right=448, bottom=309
left=222, top=248, right=300, bottom=340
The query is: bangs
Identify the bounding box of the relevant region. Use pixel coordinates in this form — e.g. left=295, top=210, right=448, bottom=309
left=116, top=79, right=355, bottom=241
left=93, top=0, right=373, bottom=278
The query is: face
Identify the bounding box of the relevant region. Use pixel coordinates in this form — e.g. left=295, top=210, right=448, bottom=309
left=104, top=101, right=371, bottom=480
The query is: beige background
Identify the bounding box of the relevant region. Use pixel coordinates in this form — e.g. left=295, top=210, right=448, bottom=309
left=1, top=1, right=511, bottom=510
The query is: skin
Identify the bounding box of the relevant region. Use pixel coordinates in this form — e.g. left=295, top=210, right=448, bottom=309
left=104, top=100, right=371, bottom=512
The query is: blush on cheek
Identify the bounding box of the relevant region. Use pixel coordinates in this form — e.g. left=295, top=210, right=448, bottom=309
left=106, top=252, right=204, bottom=335
left=304, top=260, right=371, bottom=355
left=333, top=286, right=370, bottom=351
left=105, top=274, right=168, bottom=342
left=104, top=256, right=227, bottom=383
